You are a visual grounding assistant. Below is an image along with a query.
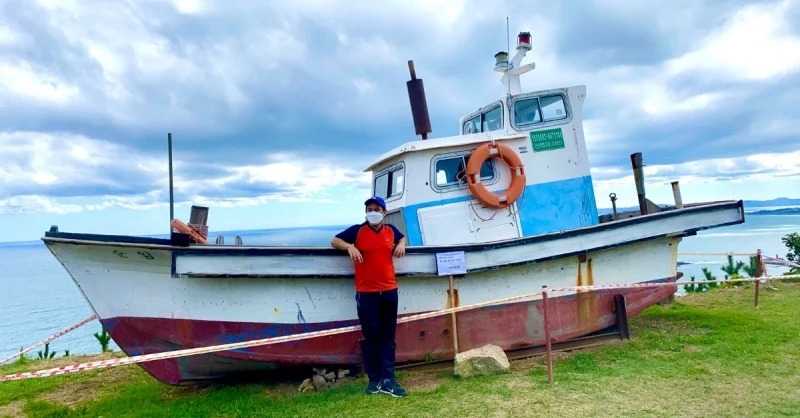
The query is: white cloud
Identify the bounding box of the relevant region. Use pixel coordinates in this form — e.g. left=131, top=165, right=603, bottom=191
left=0, top=61, right=80, bottom=104
left=352, top=79, right=376, bottom=95
left=169, top=0, right=210, bottom=14
left=0, top=25, right=25, bottom=47
left=666, top=0, right=800, bottom=81
left=1, top=0, right=799, bottom=226
left=0, top=131, right=162, bottom=192
left=592, top=149, right=800, bottom=207
left=0, top=131, right=372, bottom=215
left=4, top=1, right=310, bottom=132
left=0, top=195, right=84, bottom=215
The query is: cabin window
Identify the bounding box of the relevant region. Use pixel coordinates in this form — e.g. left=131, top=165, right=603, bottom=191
left=540, top=95, right=567, bottom=122
left=482, top=105, right=503, bottom=132
left=462, top=103, right=503, bottom=134
left=463, top=115, right=480, bottom=134
left=434, top=154, right=495, bottom=189
left=514, top=98, right=541, bottom=125
left=513, top=94, right=567, bottom=127
left=373, top=163, right=405, bottom=200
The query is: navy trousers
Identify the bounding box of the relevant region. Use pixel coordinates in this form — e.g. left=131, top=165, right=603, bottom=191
left=356, top=288, right=398, bottom=383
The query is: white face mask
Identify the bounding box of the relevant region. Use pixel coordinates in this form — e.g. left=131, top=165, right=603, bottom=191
left=365, top=211, right=384, bottom=225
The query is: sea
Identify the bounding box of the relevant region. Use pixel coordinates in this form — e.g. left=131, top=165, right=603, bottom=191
left=1, top=214, right=798, bottom=361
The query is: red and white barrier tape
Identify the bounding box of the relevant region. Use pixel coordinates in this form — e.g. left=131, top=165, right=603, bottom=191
left=0, top=314, right=98, bottom=365
left=678, top=252, right=757, bottom=257
left=3, top=273, right=798, bottom=382
left=547, top=274, right=800, bottom=293
left=0, top=289, right=545, bottom=382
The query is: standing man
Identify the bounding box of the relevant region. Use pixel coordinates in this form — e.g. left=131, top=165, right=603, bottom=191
left=330, top=196, right=408, bottom=398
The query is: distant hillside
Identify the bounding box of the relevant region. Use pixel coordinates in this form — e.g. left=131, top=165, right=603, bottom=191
left=748, top=207, right=800, bottom=216
left=598, top=197, right=800, bottom=214
left=744, top=198, right=800, bottom=207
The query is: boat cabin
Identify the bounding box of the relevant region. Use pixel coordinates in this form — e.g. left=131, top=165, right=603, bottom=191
left=364, top=32, right=600, bottom=247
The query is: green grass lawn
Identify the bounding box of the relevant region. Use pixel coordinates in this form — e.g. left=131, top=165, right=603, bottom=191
left=2, top=283, right=799, bottom=418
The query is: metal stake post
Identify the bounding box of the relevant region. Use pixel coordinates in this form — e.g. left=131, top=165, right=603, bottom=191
left=448, top=274, right=459, bottom=355
left=542, top=285, right=553, bottom=384
left=168, top=133, right=175, bottom=224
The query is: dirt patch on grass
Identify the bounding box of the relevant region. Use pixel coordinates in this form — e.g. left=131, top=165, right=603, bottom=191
left=509, top=349, right=580, bottom=374
left=0, top=400, right=24, bottom=418
left=36, top=362, right=137, bottom=408
left=506, top=377, right=533, bottom=391
left=402, top=371, right=441, bottom=393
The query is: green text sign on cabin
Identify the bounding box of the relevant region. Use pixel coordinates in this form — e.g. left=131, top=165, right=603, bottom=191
left=530, top=128, right=565, bottom=152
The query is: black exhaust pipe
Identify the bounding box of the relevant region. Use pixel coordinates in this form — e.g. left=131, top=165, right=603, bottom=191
left=406, top=60, right=432, bottom=140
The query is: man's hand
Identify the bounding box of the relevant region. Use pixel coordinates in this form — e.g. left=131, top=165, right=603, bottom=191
left=393, top=241, right=406, bottom=257
left=347, top=245, right=364, bottom=263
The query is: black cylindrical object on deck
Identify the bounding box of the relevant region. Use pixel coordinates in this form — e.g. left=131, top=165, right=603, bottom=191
left=630, top=152, right=647, bottom=215
left=406, top=60, right=432, bottom=140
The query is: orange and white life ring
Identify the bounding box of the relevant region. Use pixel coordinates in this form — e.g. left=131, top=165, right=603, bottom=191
left=171, top=218, right=210, bottom=244
left=465, top=141, right=526, bottom=209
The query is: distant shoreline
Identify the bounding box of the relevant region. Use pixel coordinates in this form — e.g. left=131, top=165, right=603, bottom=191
left=747, top=208, right=800, bottom=216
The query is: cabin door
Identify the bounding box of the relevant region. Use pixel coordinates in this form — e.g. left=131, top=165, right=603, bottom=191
left=467, top=200, right=521, bottom=243
left=416, top=200, right=522, bottom=245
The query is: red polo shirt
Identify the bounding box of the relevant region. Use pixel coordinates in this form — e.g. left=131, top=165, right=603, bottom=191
left=335, top=222, right=405, bottom=292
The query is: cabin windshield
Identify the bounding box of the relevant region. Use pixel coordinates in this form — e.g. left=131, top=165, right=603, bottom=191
left=512, top=93, right=567, bottom=127
left=373, top=164, right=405, bottom=200
left=434, top=154, right=495, bottom=189
left=462, top=103, right=503, bottom=134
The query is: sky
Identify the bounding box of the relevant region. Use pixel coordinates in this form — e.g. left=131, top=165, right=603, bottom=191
left=1, top=0, right=799, bottom=242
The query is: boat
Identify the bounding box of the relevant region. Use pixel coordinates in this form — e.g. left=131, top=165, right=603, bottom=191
left=41, top=30, right=745, bottom=385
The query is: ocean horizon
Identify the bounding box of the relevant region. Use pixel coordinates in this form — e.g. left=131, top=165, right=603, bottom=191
left=3, top=201, right=797, bottom=246
left=1, top=213, right=798, bottom=361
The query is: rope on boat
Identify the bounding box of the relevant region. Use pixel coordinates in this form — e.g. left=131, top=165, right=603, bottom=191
left=2, top=273, right=799, bottom=382
left=0, top=314, right=98, bottom=366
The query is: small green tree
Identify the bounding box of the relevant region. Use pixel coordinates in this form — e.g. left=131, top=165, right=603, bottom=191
left=721, top=255, right=746, bottom=279
left=781, top=232, right=800, bottom=275
left=94, top=328, right=112, bottom=353
left=36, top=343, right=57, bottom=360
left=683, top=275, right=704, bottom=293
left=742, top=256, right=758, bottom=278
left=702, top=268, right=719, bottom=289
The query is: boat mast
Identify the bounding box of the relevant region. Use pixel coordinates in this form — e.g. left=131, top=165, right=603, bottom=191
left=493, top=31, right=535, bottom=96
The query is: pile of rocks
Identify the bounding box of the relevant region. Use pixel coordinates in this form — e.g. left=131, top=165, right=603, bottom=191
left=297, top=367, right=357, bottom=392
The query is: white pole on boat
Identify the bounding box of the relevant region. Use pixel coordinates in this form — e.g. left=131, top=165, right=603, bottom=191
left=168, top=132, right=175, bottom=222
left=671, top=181, right=684, bottom=209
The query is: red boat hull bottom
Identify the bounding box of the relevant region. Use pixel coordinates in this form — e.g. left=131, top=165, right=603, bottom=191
left=101, top=277, right=676, bottom=385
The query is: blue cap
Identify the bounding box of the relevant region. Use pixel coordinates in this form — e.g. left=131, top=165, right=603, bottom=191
left=364, top=196, right=386, bottom=210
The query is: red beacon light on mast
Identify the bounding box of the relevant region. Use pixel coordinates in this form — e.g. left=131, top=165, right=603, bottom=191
left=494, top=29, right=535, bottom=94
left=517, top=31, right=532, bottom=51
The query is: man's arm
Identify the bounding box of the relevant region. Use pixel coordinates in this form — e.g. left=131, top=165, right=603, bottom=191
left=388, top=225, right=407, bottom=257
left=387, top=224, right=405, bottom=244
left=331, top=225, right=363, bottom=263
left=331, top=225, right=359, bottom=248
left=331, top=236, right=354, bottom=251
